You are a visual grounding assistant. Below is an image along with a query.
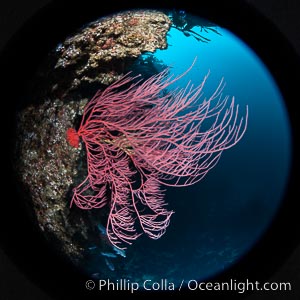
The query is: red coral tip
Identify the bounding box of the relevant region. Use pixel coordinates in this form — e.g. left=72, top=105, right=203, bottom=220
left=66, top=128, right=80, bottom=148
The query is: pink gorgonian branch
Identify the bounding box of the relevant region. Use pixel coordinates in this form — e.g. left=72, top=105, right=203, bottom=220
left=66, top=61, right=248, bottom=249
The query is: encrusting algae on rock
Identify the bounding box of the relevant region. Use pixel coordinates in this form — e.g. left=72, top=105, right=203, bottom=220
left=53, top=10, right=171, bottom=94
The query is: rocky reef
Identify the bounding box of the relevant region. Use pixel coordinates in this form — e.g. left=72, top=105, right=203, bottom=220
left=15, top=10, right=171, bottom=267
left=39, top=10, right=171, bottom=100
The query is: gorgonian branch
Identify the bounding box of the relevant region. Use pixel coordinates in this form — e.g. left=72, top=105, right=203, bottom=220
left=67, top=61, right=248, bottom=249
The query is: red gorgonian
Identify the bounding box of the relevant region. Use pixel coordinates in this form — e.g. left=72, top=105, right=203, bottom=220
left=66, top=63, right=248, bottom=249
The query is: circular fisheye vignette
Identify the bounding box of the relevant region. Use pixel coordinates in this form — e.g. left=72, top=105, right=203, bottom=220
left=2, top=1, right=299, bottom=298
left=13, top=6, right=293, bottom=290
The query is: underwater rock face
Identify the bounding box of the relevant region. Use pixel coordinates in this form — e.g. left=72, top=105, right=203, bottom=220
left=16, top=99, right=87, bottom=261
left=15, top=10, right=171, bottom=267
left=53, top=10, right=171, bottom=95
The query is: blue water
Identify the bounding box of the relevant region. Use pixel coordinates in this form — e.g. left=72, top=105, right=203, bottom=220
left=87, top=14, right=292, bottom=287
left=128, top=19, right=290, bottom=283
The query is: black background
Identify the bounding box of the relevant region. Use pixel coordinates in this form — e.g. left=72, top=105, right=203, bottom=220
left=0, top=0, right=299, bottom=299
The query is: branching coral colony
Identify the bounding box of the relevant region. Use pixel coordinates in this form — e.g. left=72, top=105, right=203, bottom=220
left=66, top=61, right=248, bottom=249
